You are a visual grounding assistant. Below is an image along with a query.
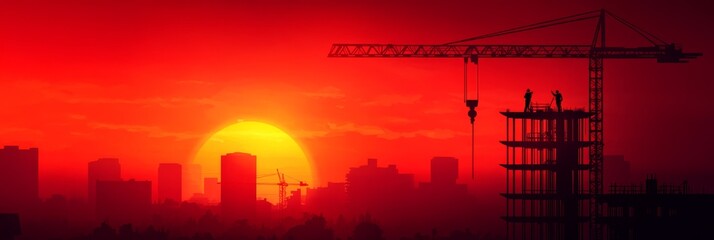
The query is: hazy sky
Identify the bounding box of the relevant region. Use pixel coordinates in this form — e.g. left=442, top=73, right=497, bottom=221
left=0, top=0, right=712, bottom=199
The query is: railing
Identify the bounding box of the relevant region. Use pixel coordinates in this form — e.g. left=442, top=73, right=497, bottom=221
left=608, top=183, right=689, bottom=195
left=525, top=132, right=556, bottom=142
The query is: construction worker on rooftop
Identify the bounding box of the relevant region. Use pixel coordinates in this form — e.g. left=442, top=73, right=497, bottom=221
left=524, top=88, right=533, bottom=112
left=551, top=90, right=563, bottom=112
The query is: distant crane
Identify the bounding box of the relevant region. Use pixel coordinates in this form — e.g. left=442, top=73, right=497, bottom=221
left=257, top=169, right=308, bottom=210
left=328, top=9, right=701, bottom=240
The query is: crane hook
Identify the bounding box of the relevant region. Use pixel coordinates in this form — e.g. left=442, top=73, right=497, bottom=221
left=466, top=100, right=478, bottom=124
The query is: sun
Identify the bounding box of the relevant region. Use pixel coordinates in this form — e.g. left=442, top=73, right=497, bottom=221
left=192, top=121, right=314, bottom=205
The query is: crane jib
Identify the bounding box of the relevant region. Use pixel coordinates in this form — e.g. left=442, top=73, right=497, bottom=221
left=328, top=44, right=701, bottom=60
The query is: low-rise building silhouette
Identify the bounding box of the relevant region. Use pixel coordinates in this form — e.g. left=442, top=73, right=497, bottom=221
left=346, top=159, right=415, bottom=219
left=306, top=182, right=347, bottom=218
left=88, top=158, right=121, bottom=206
left=95, top=179, right=151, bottom=225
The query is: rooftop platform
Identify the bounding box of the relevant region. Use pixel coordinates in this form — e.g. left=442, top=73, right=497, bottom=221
left=500, top=141, right=593, bottom=148
left=501, top=193, right=592, bottom=200
left=501, top=110, right=592, bottom=119
left=502, top=216, right=590, bottom=223
left=500, top=163, right=591, bottom=171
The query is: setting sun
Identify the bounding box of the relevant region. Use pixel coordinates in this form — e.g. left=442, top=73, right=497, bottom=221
left=192, top=121, right=314, bottom=204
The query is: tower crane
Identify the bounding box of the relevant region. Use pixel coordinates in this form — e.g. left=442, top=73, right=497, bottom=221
left=257, top=169, right=308, bottom=210
left=327, top=9, right=701, bottom=240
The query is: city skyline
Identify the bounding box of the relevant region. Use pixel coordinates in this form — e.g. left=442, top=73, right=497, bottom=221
left=0, top=144, right=500, bottom=239
left=1, top=144, right=490, bottom=204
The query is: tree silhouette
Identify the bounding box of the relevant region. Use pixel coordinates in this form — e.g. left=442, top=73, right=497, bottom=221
left=284, top=215, right=334, bottom=240
left=351, top=215, right=383, bottom=240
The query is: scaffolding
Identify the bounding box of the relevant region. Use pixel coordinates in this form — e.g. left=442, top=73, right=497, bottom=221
left=501, top=109, right=592, bottom=240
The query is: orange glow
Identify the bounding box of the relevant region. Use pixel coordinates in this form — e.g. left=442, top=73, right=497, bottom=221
left=192, top=121, right=313, bottom=204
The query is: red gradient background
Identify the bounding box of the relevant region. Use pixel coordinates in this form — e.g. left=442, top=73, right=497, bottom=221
left=0, top=0, right=712, bottom=205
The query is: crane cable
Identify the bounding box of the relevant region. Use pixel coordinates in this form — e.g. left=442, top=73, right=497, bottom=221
left=472, top=61, right=478, bottom=179
left=464, top=58, right=479, bottom=179
left=444, top=10, right=600, bottom=45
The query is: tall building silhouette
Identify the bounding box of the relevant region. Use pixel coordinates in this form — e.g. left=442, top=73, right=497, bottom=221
left=158, top=163, right=182, bottom=203
left=95, top=179, right=151, bottom=224
left=88, top=158, right=121, bottom=206
left=221, top=152, right=256, bottom=221
left=0, top=146, right=39, bottom=214
left=204, top=177, right=220, bottom=204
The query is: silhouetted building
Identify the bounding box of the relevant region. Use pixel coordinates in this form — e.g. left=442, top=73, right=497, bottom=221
left=204, top=177, right=220, bottom=204
left=419, top=157, right=467, bottom=195
left=183, top=164, right=202, bottom=201
left=88, top=158, right=121, bottom=206
left=221, top=152, right=256, bottom=221
left=158, top=163, right=182, bottom=203
left=306, top=182, right=347, bottom=217
left=430, top=157, right=458, bottom=185
left=346, top=159, right=414, bottom=219
left=0, top=213, right=21, bottom=240
left=501, top=110, right=592, bottom=240
left=287, top=189, right=302, bottom=211
left=95, top=180, right=151, bottom=224
left=0, top=146, right=39, bottom=215
left=416, top=157, right=471, bottom=232
left=598, top=176, right=714, bottom=240
left=187, top=193, right=209, bottom=205
left=256, top=198, right=273, bottom=221
left=604, top=155, right=630, bottom=191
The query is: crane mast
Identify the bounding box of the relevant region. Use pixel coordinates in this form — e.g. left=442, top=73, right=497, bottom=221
left=327, top=9, right=701, bottom=240
left=257, top=169, right=308, bottom=211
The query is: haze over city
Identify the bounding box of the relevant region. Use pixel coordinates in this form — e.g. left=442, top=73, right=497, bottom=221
left=1, top=0, right=713, bottom=239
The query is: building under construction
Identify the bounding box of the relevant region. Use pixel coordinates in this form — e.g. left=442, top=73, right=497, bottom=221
left=501, top=106, right=592, bottom=240
left=500, top=106, right=714, bottom=240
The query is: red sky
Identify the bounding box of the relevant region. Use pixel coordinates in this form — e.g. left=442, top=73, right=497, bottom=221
left=1, top=0, right=713, bottom=199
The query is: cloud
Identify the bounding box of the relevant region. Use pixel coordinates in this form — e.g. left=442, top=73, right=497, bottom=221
left=65, top=97, right=221, bottom=108
left=291, top=129, right=330, bottom=139
left=383, top=116, right=415, bottom=124
left=328, top=123, right=390, bottom=138
left=0, top=127, right=44, bottom=136
left=326, top=122, right=466, bottom=140
left=67, top=114, right=88, bottom=120
left=301, top=86, right=346, bottom=99
left=88, top=122, right=200, bottom=140
left=423, top=106, right=459, bottom=115
left=363, top=94, right=421, bottom=106
left=176, top=80, right=215, bottom=85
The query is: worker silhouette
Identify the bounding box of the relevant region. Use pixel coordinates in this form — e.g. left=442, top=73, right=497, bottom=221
left=551, top=90, right=563, bottom=112
left=524, top=89, right=533, bottom=112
